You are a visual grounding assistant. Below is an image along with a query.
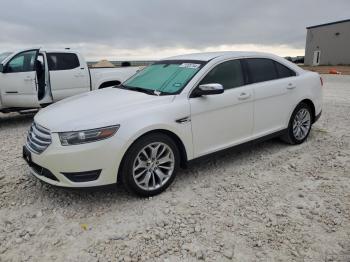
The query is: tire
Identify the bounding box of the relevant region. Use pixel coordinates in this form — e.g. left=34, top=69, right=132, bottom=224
left=120, top=133, right=180, bottom=197
left=281, top=102, right=313, bottom=145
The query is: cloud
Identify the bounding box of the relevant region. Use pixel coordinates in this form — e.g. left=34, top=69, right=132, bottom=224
left=0, top=0, right=349, bottom=60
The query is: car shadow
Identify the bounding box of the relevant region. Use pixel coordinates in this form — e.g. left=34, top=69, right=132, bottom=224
left=30, top=137, right=289, bottom=207
left=0, top=112, right=35, bottom=128
left=179, top=137, right=288, bottom=180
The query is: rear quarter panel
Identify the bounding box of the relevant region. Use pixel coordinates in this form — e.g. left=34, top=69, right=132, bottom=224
left=287, top=71, right=322, bottom=126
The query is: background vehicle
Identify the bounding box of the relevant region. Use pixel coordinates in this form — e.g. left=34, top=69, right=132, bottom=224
left=23, top=51, right=323, bottom=197
left=0, top=48, right=139, bottom=113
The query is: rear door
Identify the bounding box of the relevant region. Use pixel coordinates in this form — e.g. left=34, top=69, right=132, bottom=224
left=243, top=58, right=297, bottom=137
left=0, top=49, right=40, bottom=108
left=47, top=52, right=89, bottom=101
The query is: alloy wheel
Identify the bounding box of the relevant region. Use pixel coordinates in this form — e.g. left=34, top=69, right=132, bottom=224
left=132, top=142, right=175, bottom=191
left=292, top=108, right=311, bottom=141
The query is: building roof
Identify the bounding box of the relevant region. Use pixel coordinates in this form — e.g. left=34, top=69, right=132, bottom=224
left=164, top=51, right=273, bottom=61
left=307, top=19, right=350, bottom=29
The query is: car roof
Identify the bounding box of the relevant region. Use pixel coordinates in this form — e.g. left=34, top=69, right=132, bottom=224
left=163, top=51, right=275, bottom=61
left=3, top=47, right=77, bottom=54
left=0, top=48, right=79, bottom=64
left=40, top=48, right=77, bottom=53
left=162, top=51, right=305, bottom=75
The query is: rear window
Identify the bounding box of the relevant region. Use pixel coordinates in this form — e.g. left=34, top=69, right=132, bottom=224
left=245, top=58, right=278, bottom=84
left=47, top=53, right=80, bottom=71
left=275, top=61, right=296, bottom=78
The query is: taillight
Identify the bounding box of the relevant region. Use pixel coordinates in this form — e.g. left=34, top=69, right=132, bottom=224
left=320, top=76, right=323, bottom=87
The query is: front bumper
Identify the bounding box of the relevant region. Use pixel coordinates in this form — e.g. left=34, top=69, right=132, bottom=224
left=23, top=133, right=127, bottom=188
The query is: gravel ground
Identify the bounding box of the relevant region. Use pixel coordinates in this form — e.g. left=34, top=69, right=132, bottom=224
left=0, top=75, right=350, bottom=262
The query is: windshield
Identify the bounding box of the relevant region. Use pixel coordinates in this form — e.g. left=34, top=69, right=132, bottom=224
left=123, top=60, right=205, bottom=95
left=0, top=52, right=12, bottom=63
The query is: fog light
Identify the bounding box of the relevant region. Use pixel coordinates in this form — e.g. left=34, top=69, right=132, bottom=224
left=61, top=170, right=102, bottom=182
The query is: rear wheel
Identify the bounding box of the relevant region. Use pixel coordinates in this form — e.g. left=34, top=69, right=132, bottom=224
left=120, top=133, right=180, bottom=197
left=281, top=102, right=312, bottom=145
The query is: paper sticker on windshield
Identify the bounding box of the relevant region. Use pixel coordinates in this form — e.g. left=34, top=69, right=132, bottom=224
left=179, top=63, right=200, bottom=69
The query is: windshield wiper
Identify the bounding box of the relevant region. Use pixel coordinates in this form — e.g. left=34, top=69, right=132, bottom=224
left=116, top=84, right=158, bottom=96
left=115, top=84, right=175, bottom=96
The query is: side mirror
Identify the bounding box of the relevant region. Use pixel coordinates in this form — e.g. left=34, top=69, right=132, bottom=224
left=0, top=64, right=4, bottom=73
left=191, top=83, right=224, bottom=97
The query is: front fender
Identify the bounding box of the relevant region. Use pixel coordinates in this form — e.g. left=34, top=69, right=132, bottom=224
left=117, top=122, right=193, bottom=162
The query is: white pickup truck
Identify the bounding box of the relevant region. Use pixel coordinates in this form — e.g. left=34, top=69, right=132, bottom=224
left=0, top=48, right=139, bottom=113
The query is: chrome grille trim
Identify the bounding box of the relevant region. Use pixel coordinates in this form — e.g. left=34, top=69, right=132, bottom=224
left=26, top=122, right=52, bottom=154
left=31, top=126, right=51, bottom=141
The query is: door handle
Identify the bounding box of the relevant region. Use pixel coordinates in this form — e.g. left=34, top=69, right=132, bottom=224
left=238, top=92, right=251, bottom=100
left=286, top=83, right=296, bottom=90
left=24, top=77, right=34, bottom=82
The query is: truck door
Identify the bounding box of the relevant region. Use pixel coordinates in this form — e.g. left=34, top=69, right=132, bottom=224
left=36, top=52, right=53, bottom=105
left=0, top=49, right=40, bottom=108
left=47, top=52, right=90, bottom=101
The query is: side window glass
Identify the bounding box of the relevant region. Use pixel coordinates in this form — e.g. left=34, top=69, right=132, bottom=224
left=6, top=50, right=37, bottom=73
left=47, top=53, right=80, bottom=71
left=199, top=60, right=244, bottom=90
left=246, top=58, right=278, bottom=84
left=275, top=62, right=296, bottom=78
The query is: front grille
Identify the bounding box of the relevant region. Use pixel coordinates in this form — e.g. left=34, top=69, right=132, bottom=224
left=26, top=122, right=52, bottom=154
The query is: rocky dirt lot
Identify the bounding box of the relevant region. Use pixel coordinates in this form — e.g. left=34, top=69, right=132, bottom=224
left=0, top=75, right=349, bottom=262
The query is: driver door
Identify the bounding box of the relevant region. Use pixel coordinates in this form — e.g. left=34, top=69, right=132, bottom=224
left=189, top=59, right=254, bottom=157
left=0, top=49, right=40, bottom=108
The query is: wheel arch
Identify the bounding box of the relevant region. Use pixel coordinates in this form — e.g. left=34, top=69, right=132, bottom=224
left=117, top=129, right=188, bottom=183
left=287, top=98, right=316, bottom=127
left=299, top=99, right=316, bottom=123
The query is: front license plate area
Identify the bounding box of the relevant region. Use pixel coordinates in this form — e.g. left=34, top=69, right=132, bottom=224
left=22, top=146, right=32, bottom=166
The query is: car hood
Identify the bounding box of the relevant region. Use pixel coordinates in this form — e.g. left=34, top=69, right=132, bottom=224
left=35, top=88, right=174, bottom=132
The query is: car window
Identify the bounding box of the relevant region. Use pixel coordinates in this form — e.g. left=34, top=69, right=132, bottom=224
left=6, top=50, right=37, bottom=73
left=47, top=53, right=80, bottom=71
left=245, top=58, right=278, bottom=84
left=275, top=61, right=296, bottom=78
left=199, top=60, right=244, bottom=90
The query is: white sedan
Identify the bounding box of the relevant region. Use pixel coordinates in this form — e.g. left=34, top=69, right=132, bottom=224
left=23, top=52, right=323, bottom=196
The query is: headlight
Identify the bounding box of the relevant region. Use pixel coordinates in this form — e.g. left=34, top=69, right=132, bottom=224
left=59, top=125, right=120, bottom=146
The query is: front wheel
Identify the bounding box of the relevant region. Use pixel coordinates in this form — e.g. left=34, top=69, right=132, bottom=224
left=120, top=133, right=180, bottom=197
left=281, top=102, right=312, bottom=145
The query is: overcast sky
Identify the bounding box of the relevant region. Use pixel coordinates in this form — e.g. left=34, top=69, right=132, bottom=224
left=1, top=0, right=349, bottom=60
